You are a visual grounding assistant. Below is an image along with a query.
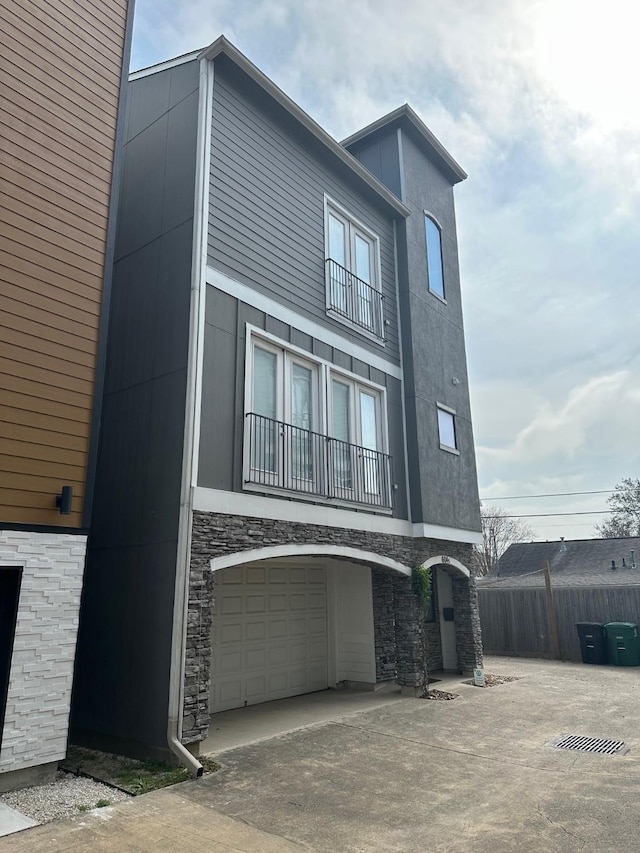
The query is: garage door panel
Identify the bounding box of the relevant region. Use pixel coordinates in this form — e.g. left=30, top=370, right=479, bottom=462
left=221, top=568, right=243, bottom=584
left=269, top=568, right=287, bottom=583
left=211, top=563, right=328, bottom=712
left=246, top=567, right=266, bottom=583
left=289, top=617, right=307, bottom=636
left=245, top=621, right=266, bottom=641
left=220, top=595, right=243, bottom=614
left=246, top=594, right=266, bottom=613
left=267, top=618, right=287, bottom=638
left=220, top=623, right=243, bottom=643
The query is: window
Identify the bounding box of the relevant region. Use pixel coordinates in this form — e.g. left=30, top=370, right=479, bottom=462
left=245, top=330, right=392, bottom=508
left=329, top=376, right=385, bottom=499
left=424, top=214, right=445, bottom=300
left=249, top=343, right=320, bottom=487
left=437, top=406, right=457, bottom=452
left=325, top=199, right=383, bottom=339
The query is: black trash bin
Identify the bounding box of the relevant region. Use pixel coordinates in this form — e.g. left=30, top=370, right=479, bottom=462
left=576, top=622, right=607, bottom=664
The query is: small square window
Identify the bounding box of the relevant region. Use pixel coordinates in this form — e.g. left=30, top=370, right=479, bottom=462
left=437, top=407, right=457, bottom=451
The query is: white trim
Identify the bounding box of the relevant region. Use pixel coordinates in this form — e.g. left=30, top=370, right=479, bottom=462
left=168, top=56, right=213, bottom=762
left=193, top=486, right=412, bottom=535
left=419, top=555, right=471, bottom=578
left=207, top=544, right=411, bottom=577
left=412, top=522, right=483, bottom=546
left=207, top=266, right=403, bottom=380
left=193, top=487, right=482, bottom=544
left=129, top=50, right=202, bottom=81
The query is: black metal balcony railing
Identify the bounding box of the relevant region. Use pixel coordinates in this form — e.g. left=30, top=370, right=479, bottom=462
left=245, top=413, right=393, bottom=509
left=326, top=258, right=384, bottom=339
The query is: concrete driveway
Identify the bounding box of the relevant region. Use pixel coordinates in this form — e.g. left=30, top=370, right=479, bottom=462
left=6, top=657, right=640, bottom=852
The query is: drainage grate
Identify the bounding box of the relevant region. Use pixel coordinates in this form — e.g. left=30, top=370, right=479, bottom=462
left=554, top=734, right=628, bottom=755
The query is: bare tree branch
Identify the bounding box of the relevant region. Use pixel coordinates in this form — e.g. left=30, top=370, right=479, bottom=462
left=474, top=505, right=534, bottom=576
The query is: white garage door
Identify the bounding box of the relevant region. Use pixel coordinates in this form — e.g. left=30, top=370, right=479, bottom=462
left=210, top=562, right=328, bottom=713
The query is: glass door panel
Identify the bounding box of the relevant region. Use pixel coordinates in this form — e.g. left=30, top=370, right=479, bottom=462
left=328, top=213, right=348, bottom=314
left=359, top=390, right=379, bottom=495
left=331, top=380, right=352, bottom=491
left=290, top=363, right=313, bottom=482
left=354, top=232, right=374, bottom=330
left=252, top=347, right=278, bottom=474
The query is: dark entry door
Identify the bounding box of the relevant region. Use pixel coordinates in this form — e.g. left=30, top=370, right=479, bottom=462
left=0, top=567, right=22, bottom=749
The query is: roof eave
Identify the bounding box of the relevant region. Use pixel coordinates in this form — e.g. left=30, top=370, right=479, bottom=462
left=342, top=104, right=468, bottom=185
left=198, top=37, right=410, bottom=218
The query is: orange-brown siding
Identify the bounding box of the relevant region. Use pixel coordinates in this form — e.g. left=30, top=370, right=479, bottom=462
left=0, top=0, right=128, bottom=527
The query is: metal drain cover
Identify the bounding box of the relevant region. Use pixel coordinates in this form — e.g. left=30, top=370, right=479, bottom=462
left=553, top=734, right=628, bottom=755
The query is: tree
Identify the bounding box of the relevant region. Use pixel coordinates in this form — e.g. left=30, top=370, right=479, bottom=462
left=475, top=505, right=534, bottom=577
left=595, top=478, right=640, bottom=538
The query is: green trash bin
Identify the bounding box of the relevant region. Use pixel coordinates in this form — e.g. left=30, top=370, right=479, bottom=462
left=605, top=622, right=640, bottom=666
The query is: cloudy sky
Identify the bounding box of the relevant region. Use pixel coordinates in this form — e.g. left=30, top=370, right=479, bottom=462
left=131, top=0, right=639, bottom=541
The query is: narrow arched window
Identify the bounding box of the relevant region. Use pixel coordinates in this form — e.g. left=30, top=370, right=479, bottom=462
left=424, top=215, right=445, bottom=299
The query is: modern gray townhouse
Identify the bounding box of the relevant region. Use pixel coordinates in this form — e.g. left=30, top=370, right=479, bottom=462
left=71, top=36, right=484, bottom=771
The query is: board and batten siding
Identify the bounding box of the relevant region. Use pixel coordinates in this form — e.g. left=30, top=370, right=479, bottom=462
left=198, top=286, right=409, bottom=520
left=208, top=60, right=401, bottom=365
left=0, top=0, right=128, bottom=528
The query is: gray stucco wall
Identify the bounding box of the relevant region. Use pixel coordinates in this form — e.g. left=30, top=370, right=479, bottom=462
left=348, top=127, right=481, bottom=532
left=208, top=57, right=401, bottom=364
left=72, top=61, right=199, bottom=754
left=197, top=285, right=409, bottom=520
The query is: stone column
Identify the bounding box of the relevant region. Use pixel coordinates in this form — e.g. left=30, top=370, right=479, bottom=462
left=452, top=575, right=483, bottom=673
left=371, top=569, right=396, bottom=682
left=392, top=573, right=423, bottom=693
left=181, top=553, right=213, bottom=745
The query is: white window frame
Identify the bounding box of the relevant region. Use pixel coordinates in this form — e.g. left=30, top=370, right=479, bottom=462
left=244, top=326, right=391, bottom=510
left=436, top=403, right=459, bottom=455
left=324, top=195, right=384, bottom=343
left=424, top=211, right=447, bottom=303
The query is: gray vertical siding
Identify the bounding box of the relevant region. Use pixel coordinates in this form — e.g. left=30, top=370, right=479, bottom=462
left=72, top=61, right=199, bottom=754
left=207, top=59, right=400, bottom=364
left=198, top=286, right=409, bottom=520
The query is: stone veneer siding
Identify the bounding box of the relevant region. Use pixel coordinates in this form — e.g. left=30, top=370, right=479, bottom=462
left=185, top=511, right=483, bottom=743
left=0, top=530, right=86, bottom=777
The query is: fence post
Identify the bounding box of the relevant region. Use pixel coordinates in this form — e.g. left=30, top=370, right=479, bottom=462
left=543, top=561, right=561, bottom=659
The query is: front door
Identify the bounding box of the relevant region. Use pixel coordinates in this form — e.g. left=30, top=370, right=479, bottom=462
left=437, top=567, right=457, bottom=670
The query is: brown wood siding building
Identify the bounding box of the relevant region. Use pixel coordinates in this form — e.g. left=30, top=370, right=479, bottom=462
left=0, top=0, right=130, bottom=528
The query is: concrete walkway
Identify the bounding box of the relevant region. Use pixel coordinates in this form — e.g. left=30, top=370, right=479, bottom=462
left=5, top=657, right=640, bottom=852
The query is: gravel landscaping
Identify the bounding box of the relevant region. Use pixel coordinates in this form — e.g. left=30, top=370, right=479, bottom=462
left=0, top=771, right=130, bottom=824
left=463, top=674, right=521, bottom=688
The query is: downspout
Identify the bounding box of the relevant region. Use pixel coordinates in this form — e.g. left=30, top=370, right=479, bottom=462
left=166, top=54, right=214, bottom=777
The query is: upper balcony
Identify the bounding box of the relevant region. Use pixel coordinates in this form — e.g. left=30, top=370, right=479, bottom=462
left=325, top=259, right=385, bottom=341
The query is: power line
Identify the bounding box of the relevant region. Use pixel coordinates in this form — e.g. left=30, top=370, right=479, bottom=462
left=480, top=489, right=619, bottom=501
left=484, top=509, right=615, bottom=519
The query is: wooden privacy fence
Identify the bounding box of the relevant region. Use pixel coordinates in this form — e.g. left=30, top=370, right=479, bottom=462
left=478, top=585, right=640, bottom=661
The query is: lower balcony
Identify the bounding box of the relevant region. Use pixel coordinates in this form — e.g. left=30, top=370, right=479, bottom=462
left=244, top=413, right=393, bottom=510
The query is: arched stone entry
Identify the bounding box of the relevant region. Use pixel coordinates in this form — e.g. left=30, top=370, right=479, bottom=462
left=182, top=511, right=483, bottom=746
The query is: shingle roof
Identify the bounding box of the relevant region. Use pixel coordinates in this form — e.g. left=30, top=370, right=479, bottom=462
left=477, top=537, right=640, bottom=588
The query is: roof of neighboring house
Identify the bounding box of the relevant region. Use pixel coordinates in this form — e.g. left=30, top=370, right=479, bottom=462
left=341, top=103, right=468, bottom=185
left=477, top=537, right=640, bottom=588
left=130, top=36, right=412, bottom=219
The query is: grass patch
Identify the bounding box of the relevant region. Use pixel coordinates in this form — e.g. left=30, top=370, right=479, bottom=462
left=62, top=746, right=220, bottom=796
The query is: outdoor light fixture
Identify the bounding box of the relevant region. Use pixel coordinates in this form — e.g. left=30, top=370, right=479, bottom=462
left=56, top=486, right=73, bottom=515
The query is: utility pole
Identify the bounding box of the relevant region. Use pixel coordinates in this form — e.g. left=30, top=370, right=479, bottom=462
left=543, top=560, right=561, bottom=659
